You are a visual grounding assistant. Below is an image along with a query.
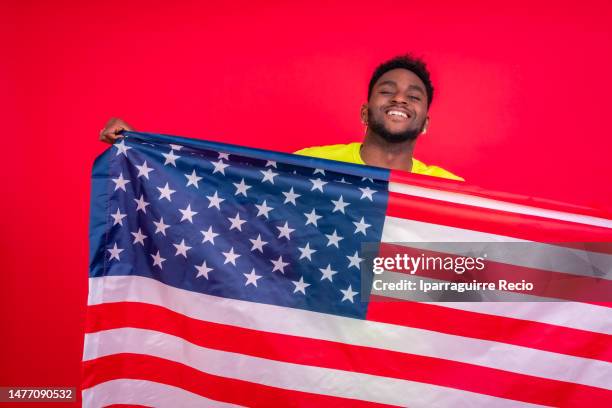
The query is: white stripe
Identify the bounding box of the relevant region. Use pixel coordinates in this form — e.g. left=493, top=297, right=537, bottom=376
left=88, top=275, right=612, bottom=390
left=82, top=379, right=242, bottom=408
left=84, top=328, right=544, bottom=408
left=438, top=301, right=612, bottom=335
left=381, top=217, right=612, bottom=280
left=382, top=216, right=527, bottom=243
left=388, top=182, right=612, bottom=229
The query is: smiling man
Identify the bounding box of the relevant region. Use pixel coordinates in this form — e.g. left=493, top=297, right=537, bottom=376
left=100, top=55, right=461, bottom=180
left=294, top=55, right=463, bottom=180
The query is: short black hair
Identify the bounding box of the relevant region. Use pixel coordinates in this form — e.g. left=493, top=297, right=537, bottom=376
left=367, top=54, right=434, bottom=108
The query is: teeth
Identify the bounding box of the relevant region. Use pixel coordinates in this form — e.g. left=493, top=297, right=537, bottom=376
left=387, top=110, right=407, bottom=118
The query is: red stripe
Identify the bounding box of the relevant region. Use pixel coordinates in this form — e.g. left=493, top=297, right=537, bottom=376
left=83, top=353, right=393, bottom=408
left=389, top=170, right=612, bottom=219
left=366, top=298, right=612, bottom=362
left=386, top=191, right=612, bottom=245
left=376, top=243, right=612, bottom=303
left=85, top=302, right=612, bottom=407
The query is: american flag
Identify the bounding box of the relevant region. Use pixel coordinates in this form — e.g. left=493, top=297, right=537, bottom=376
left=83, top=131, right=612, bottom=407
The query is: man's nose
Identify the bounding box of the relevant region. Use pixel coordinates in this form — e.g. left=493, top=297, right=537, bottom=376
left=391, top=93, right=409, bottom=104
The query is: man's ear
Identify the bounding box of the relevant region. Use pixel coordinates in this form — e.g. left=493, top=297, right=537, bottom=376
left=360, top=103, right=369, bottom=125
left=421, top=117, right=430, bottom=134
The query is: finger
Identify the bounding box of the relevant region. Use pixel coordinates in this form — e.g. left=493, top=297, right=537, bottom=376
left=106, top=133, right=123, bottom=142
left=99, top=130, right=111, bottom=143
left=104, top=117, right=122, bottom=128
left=100, top=132, right=122, bottom=144
left=117, top=123, right=134, bottom=133
left=101, top=127, right=124, bottom=137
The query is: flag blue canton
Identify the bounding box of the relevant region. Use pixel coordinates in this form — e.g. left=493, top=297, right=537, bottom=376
left=90, top=132, right=389, bottom=318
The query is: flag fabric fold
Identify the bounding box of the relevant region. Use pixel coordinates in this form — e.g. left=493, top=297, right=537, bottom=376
left=84, top=131, right=612, bottom=407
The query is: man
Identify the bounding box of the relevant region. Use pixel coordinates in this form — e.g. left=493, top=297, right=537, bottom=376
left=100, top=55, right=462, bottom=180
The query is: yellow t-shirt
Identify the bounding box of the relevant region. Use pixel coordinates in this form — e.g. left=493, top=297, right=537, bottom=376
left=294, top=142, right=464, bottom=181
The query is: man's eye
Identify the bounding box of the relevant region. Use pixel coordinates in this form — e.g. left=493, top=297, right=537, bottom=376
left=380, top=91, right=392, bottom=95
left=409, top=96, right=421, bottom=101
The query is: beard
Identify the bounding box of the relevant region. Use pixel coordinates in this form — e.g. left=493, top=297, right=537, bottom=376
left=367, top=108, right=423, bottom=144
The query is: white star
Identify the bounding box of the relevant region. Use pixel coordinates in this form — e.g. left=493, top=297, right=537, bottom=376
left=260, top=168, right=279, bottom=184
left=222, top=247, right=240, bottom=266
left=337, top=177, right=351, bottom=184
left=201, top=226, right=219, bottom=245
left=227, top=213, right=246, bottom=231
left=195, top=261, right=213, bottom=279
left=112, top=172, right=130, bottom=191
left=359, top=186, right=377, bottom=201
left=173, top=239, right=192, bottom=257
left=212, top=159, right=229, bottom=175
left=111, top=208, right=127, bottom=226
left=153, top=217, right=170, bottom=236
left=276, top=221, right=295, bottom=240
left=157, top=182, right=176, bottom=201
left=131, top=228, right=147, bottom=245
left=297, top=242, right=317, bottom=261
left=134, top=195, right=150, bottom=213
left=114, top=140, right=131, bottom=156
left=313, top=168, right=326, bottom=175
left=255, top=200, right=273, bottom=218
left=282, top=187, right=301, bottom=205
left=185, top=170, right=202, bottom=188
left=107, top=243, right=123, bottom=261
left=353, top=217, right=371, bottom=235
left=206, top=191, right=225, bottom=210
left=303, top=209, right=322, bottom=227
left=169, top=143, right=183, bottom=151
left=249, top=234, right=268, bottom=253
left=292, top=276, right=311, bottom=295
left=233, top=178, right=252, bottom=196
left=331, top=195, right=350, bottom=214
left=151, top=250, right=166, bottom=269
left=244, top=268, right=262, bottom=287
left=218, top=152, right=230, bottom=160
left=325, top=229, right=344, bottom=248
left=309, top=178, right=328, bottom=192
left=341, top=285, right=359, bottom=303
left=162, top=150, right=180, bottom=166
left=179, top=204, right=198, bottom=223
left=319, top=264, right=338, bottom=282
left=271, top=256, right=289, bottom=273
left=361, top=177, right=374, bottom=183
left=265, top=160, right=277, bottom=168
left=135, top=161, right=154, bottom=179
left=347, top=251, right=364, bottom=269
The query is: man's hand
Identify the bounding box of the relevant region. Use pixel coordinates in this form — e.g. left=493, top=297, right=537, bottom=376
left=99, top=118, right=134, bottom=144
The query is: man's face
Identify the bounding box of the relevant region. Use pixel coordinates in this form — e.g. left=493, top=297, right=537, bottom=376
left=364, top=68, right=429, bottom=143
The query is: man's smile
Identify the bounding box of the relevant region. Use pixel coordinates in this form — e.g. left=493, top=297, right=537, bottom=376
left=383, top=107, right=412, bottom=122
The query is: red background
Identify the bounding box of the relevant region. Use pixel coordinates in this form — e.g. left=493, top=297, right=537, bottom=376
left=2, top=0, right=611, bottom=404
